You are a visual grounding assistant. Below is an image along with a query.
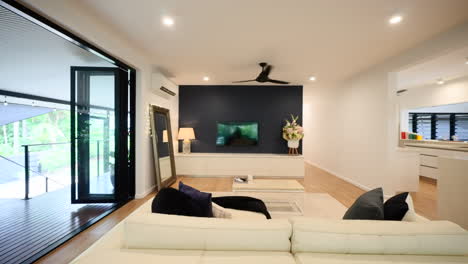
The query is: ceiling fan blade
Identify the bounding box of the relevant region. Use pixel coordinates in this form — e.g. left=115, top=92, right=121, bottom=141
left=264, top=65, right=272, bottom=76
left=267, top=79, right=290, bottom=84
left=232, top=80, right=256, bottom=83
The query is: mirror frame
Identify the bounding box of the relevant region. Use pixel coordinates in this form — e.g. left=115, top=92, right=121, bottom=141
left=149, top=105, right=177, bottom=191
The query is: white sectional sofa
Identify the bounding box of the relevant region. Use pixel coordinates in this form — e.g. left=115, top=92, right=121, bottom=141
left=72, top=199, right=468, bottom=264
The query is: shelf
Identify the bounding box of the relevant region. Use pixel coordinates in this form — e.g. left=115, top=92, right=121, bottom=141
left=175, top=153, right=304, bottom=159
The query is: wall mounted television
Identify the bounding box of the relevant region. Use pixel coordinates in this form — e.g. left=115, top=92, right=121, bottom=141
left=216, top=122, right=258, bottom=146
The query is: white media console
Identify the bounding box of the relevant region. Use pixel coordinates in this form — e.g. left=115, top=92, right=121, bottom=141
left=175, top=153, right=304, bottom=178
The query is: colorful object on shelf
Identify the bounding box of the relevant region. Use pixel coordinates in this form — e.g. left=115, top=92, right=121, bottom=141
left=401, top=131, right=407, bottom=140
left=401, top=131, right=423, bottom=140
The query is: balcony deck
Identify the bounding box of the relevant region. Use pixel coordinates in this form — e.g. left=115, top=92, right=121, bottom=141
left=0, top=187, right=115, bottom=264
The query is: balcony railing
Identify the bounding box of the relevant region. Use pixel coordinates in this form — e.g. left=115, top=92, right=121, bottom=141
left=22, top=142, right=70, bottom=200
left=0, top=139, right=108, bottom=200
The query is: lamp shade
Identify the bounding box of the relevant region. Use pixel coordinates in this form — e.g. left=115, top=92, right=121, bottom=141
left=162, top=130, right=168, bottom=143
left=178, top=127, right=195, bottom=140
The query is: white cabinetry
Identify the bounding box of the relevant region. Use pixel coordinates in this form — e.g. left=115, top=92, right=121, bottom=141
left=419, top=154, right=439, bottom=180
left=175, top=153, right=304, bottom=178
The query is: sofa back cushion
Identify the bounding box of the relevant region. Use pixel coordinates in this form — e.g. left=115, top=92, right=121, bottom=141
left=291, top=218, right=468, bottom=255
left=124, top=213, right=292, bottom=252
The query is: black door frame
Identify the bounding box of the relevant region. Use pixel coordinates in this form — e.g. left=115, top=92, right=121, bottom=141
left=71, top=67, right=129, bottom=203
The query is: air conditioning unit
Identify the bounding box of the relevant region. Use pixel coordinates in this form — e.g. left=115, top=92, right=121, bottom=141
left=160, top=86, right=176, bottom=96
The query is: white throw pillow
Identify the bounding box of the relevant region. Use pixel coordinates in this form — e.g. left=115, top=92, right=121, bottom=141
left=384, top=193, right=426, bottom=222
left=212, top=202, right=232, bottom=219
left=402, top=193, right=419, bottom=221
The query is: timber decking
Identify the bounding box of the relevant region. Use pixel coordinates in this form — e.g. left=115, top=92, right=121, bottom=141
left=0, top=187, right=115, bottom=264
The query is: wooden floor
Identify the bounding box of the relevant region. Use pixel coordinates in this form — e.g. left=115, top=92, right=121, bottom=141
left=35, top=163, right=437, bottom=263
left=0, top=188, right=115, bottom=264
left=410, top=176, right=438, bottom=220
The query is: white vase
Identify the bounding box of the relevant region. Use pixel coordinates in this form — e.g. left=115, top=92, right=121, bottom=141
left=287, top=140, right=299, bottom=148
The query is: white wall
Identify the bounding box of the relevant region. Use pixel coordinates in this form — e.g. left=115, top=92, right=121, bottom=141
left=407, top=102, right=468, bottom=113
left=303, top=21, right=468, bottom=195
left=20, top=0, right=178, bottom=198
left=152, top=72, right=179, bottom=152
left=399, top=77, right=468, bottom=131
left=399, top=76, right=468, bottom=111
left=141, top=73, right=179, bottom=193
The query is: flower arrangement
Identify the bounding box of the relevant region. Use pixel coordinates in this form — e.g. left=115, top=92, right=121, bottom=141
left=282, top=114, right=304, bottom=141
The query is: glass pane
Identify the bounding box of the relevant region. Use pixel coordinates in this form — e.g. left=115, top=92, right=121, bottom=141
left=435, top=114, right=450, bottom=140
left=88, top=75, right=115, bottom=195
left=408, top=114, right=414, bottom=133
left=415, top=114, right=432, bottom=140
left=455, top=114, right=468, bottom=141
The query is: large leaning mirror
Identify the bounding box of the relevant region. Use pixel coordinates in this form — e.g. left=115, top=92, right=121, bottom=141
left=149, top=105, right=177, bottom=191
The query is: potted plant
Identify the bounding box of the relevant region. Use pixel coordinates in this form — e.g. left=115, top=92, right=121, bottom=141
left=282, top=114, right=304, bottom=155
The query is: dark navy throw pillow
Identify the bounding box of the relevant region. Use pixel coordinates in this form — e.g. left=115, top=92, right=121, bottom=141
left=152, top=187, right=206, bottom=217
left=179, top=181, right=213, bottom=217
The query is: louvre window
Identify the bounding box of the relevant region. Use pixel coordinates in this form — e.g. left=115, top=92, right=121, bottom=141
left=409, top=113, right=468, bottom=141
left=415, top=114, right=432, bottom=140
left=408, top=114, right=414, bottom=133
left=455, top=114, right=468, bottom=141
left=435, top=114, right=451, bottom=140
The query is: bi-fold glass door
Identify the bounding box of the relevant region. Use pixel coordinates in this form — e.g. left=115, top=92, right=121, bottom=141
left=71, top=66, right=130, bottom=203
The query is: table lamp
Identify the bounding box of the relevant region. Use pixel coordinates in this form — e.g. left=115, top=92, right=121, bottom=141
left=178, top=127, right=195, bottom=154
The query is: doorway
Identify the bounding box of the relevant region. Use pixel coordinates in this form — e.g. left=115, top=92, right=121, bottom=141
left=0, top=1, right=136, bottom=263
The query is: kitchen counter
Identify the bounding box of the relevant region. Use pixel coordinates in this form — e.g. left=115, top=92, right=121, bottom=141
left=400, top=140, right=468, bottom=181
left=401, top=140, right=468, bottom=153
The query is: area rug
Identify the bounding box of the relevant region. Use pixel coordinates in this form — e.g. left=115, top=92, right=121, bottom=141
left=232, top=179, right=305, bottom=192
left=213, top=192, right=347, bottom=219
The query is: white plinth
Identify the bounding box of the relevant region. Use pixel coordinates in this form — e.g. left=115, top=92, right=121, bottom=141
left=175, top=153, right=304, bottom=178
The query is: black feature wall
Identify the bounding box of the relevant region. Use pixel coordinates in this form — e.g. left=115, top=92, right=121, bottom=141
left=179, top=85, right=303, bottom=154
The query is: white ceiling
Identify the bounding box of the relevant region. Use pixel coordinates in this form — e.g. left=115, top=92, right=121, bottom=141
left=0, top=6, right=114, bottom=106
left=79, top=0, right=468, bottom=85
left=397, top=45, right=468, bottom=90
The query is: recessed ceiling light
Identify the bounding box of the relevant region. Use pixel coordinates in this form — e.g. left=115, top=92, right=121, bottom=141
left=389, top=15, right=403, bottom=25
left=162, top=17, right=174, bottom=26
left=203, top=76, right=210, bottom=81
left=437, top=78, right=445, bottom=85
left=309, top=76, right=316, bottom=81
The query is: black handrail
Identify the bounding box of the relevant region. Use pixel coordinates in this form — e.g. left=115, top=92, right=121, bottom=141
left=21, top=141, right=70, bottom=147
